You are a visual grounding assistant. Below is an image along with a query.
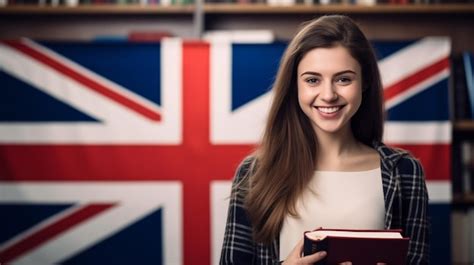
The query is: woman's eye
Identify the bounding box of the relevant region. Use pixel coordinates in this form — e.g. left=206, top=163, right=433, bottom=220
left=306, top=78, right=319, bottom=84
left=336, top=77, right=352, bottom=85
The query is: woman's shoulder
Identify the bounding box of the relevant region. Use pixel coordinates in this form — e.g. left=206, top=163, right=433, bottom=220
left=373, top=141, right=409, bottom=159
left=374, top=142, right=424, bottom=175
left=239, top=155, right=256, bottom=171
left=232, top=155, right=257, bottom=184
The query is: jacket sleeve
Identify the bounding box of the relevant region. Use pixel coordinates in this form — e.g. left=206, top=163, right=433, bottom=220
left=398, top=156, right=430, bottom=265
left=220, top=158, right=256, bottom=265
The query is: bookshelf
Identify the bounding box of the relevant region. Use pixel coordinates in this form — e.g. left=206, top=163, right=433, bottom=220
left=1, top=3, right=474, bottom=14
left=0, top=5, right=197, bottom=39
left=204, top=3, right=474, bottom=14
left=0, top=4, right=195, bottom=14
left=1, top=4, right=473, bottom=45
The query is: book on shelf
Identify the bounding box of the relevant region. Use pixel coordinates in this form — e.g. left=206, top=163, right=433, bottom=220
left=356, top=0, right=375, bottom=5
left=267, top=0, right=295, bottom=6
left=387, top=0, right=409, bottom=3
left=303, top=228, right=409, bottom=265
left=7, top=0, right=189, bottom=5
left=453, top=53, right=472, bottom=120
left=461, top=141, right=474, bottom=195
left=452, top=208, right=474, bottom=263
left=171, top=0, right=192, bottom=5
left=64, top=0, right=78, bottom=6
left=203, top=30, right=275, bottom=43
left=463, top=52, right=474, bottom=119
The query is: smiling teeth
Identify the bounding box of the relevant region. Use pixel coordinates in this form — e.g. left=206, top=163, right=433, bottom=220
left=318, top=106, right=340, bottom=114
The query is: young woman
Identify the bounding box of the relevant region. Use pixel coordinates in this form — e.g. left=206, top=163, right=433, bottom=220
left=220, top=15, right=429, bottom=264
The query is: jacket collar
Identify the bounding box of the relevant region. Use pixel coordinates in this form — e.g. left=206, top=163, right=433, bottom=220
left=372, top=141, right=409, bottom=170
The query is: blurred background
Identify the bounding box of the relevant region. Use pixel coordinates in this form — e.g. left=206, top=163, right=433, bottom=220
left=0, top=1, right=473, bottom=264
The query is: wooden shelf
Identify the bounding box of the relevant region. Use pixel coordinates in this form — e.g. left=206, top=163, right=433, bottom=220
left=1, top=3, right=474, bottom=15
left=203, top=3, right=474, bottom=14
left=0, top=4, right=195, bottom=15
left=454, top=120, right=474, bottom=132
left=453, top=193, right=474, bottom=207
left=453, top=120, right=474, bottom=141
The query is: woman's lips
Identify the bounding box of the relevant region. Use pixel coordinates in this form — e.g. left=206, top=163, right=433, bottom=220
left=314, top=105, right=345, bottom=118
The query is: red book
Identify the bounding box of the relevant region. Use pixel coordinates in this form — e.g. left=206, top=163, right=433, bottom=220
left=303, top=228, right=409, bottom=265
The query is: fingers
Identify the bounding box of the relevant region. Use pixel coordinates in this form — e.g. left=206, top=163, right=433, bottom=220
left=282, top=239, right=327, bottom=265
left=339, top=262, right=352, bottom=265
left=298, top=251, right=327, bottom=263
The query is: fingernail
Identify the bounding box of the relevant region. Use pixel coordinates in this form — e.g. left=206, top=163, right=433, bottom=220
left=319, top=251, right=327, bottom=257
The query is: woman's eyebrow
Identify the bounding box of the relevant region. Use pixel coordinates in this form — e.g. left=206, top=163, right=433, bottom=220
left=300, top=69, right=356, bottom=77
left=300, top=71, right=321, bottom=77
left=334, top=70, right=356, bottom=76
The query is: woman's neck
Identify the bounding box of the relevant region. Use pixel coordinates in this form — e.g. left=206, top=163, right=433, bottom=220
left=316, top=125, right=357, bottom=154
left=314, top=126, right=366, bottom=171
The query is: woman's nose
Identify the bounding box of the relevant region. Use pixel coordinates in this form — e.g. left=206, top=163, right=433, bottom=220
left=320, top=82, right=338, bottom=102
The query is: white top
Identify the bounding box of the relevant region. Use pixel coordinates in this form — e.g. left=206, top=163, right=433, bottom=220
left=279, top=168, right=385, bottom=260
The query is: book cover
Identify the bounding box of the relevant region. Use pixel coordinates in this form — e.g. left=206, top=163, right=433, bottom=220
left=303, top=228, right=409, bottom=265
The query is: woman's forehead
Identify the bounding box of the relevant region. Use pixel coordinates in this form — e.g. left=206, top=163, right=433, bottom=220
left=298, top=46, right=361, bottom=75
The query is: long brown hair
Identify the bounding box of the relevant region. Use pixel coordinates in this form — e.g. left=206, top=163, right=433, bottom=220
left=243, top=15, right=384, bottom=244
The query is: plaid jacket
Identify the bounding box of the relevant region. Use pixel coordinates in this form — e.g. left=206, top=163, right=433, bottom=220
left=220, top=142, right=430, bottom=265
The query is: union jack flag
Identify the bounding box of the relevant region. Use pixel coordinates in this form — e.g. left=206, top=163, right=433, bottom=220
left=0, top=37, right=451, bottom=265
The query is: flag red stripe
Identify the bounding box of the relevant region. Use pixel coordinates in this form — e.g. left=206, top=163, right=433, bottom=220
left=0, top=144, right=444, bottom=180
left=0, top=145, right=252, bottom=181
left=383, top=57, right=449, bottom=102
left=182, top=41, right=211, bottom=265
left=0, top=203, right=115, bottom=263
left=1, top=40, right=161, bottom=122
left=0, top=144, right=445, bottom=181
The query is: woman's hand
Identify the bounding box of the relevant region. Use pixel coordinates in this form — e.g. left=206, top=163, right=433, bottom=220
left=281, top=239, right=388, bottom=265
left=282, top=239, right=326, bottom=265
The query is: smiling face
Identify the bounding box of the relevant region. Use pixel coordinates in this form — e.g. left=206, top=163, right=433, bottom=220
left=297, top=45, right=363, bottom=137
